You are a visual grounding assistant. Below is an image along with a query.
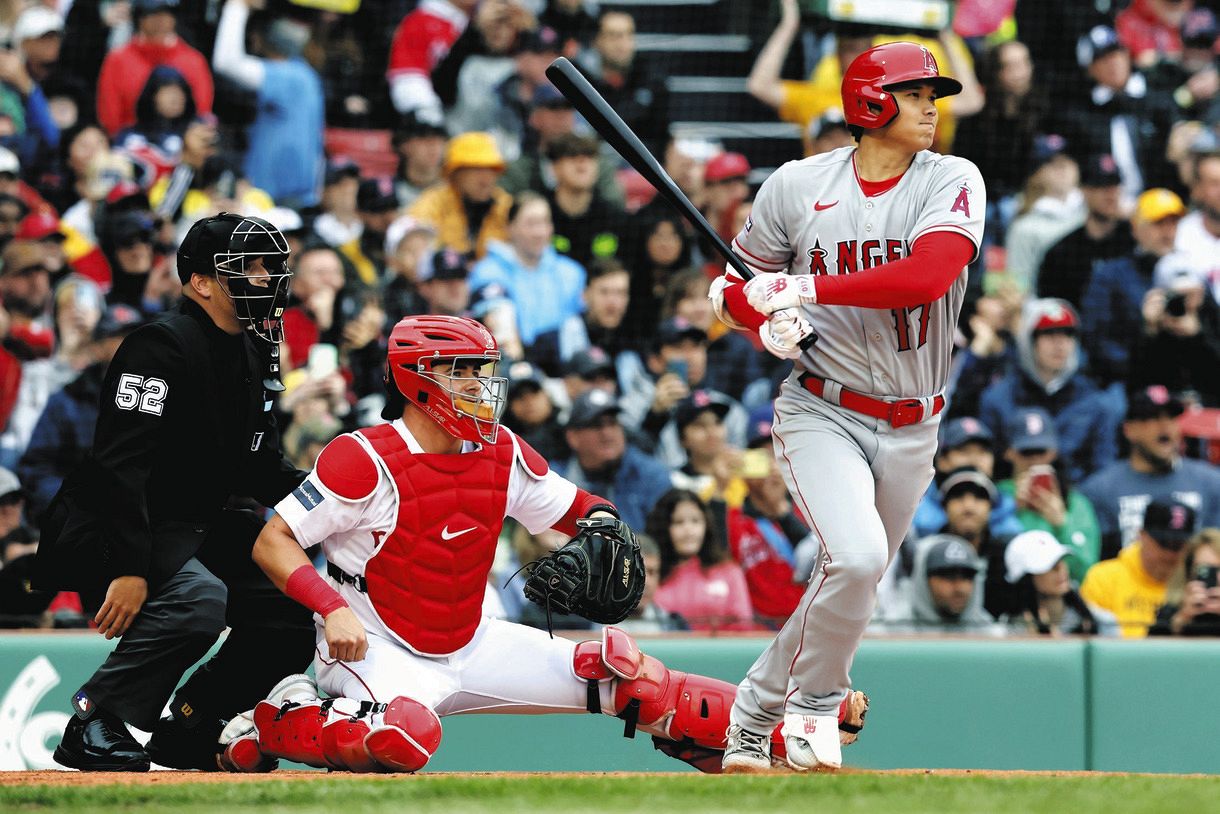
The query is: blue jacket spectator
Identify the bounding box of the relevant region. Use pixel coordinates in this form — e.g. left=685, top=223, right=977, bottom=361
left=1080, top=188, right=1185, bottom=386
left=212, top=0, right=323, bottom=208
left=1080, top=386, right=1220, bottom=560
left=470, top=193, right=586, bottom=355
left=555, top=388, right=672, bottom=531
left=16, top=362, right=102, bottom=521
left=980, top=299, right=1123, bottom=484
left=15, top=303, right=143, bottom=521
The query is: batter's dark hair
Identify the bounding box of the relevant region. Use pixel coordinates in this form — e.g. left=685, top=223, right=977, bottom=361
left=644, top=488, right=727, bottom=580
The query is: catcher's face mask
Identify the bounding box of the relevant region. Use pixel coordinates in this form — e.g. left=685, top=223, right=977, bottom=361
left=416, top=355, right=508, bottom=444
left=213, top=217, right=294, bottom=343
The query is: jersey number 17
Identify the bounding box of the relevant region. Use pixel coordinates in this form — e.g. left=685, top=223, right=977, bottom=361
left=891, top=303, right=931, bottom=352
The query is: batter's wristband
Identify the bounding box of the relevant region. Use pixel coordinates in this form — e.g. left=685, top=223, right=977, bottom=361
left=285, top=563, right=348, bottom=617
left=722, top=277, right=767, bottom=331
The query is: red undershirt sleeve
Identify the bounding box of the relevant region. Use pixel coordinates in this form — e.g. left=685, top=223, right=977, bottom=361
left=813, top=231, right=975, bottom=309
left=551, top=488, right=615, bottom=537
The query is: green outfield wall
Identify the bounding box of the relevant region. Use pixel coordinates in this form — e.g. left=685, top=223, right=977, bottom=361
left=1, top=634, right=1216, bottom=773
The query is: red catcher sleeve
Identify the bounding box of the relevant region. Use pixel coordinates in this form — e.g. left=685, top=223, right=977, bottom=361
left=551, top=488, right=615, bottom=537
left=813, top=232, right=975, bottom=309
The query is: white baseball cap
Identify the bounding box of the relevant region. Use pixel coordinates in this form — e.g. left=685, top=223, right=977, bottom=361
left=0, top=466, right=21, bottom=500
left=384, top=215, right=435, bottom=258
left=0, top=147, right=20, bottom=176
left=13, top=6, right=64, bottom=42
left=1004, top=530, right=1070, bottom=584
left=1153, top=252, right=1209, bottom=292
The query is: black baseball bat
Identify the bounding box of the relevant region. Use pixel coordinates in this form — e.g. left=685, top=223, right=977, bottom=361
left=545, top=57, right=817, bottom=349
left=545, top=57, right=753, bottom=281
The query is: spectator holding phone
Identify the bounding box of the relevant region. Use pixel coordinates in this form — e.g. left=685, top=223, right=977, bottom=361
left=666, top=389, right=748, bottom=503
left=620, top=316, right=749, bottom=453
left=1079, top=188, right=1185, bottom=387
left=998, top=407, right=1101, bottom=582
left=1129, top=253, right=1220, bottom=406
left=1149, top=528, right=1220, bottom=636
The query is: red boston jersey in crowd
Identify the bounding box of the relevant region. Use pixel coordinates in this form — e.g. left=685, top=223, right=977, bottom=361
left=96, top=36, right=215, bottom=137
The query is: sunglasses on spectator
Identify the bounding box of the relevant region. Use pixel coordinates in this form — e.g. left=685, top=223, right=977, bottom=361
left=1016, top=448, right=1051, bottom=457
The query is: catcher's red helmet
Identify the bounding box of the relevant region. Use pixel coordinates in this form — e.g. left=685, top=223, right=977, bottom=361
left=841, top=41, right=963, bottom=130
left=386, top=315, right=507, bottom=444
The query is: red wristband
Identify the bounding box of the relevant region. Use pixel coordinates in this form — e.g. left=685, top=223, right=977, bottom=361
left=722, top=276, right=768, bottom=331
left=285, top=564, right=348, bottom=617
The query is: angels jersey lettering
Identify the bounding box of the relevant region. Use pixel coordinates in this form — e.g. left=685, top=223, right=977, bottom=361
left=732, top=146, right=986, bottom=398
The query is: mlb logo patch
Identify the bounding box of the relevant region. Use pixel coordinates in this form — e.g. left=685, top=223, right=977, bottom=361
left=292, top=481, right=326, bottom=511
left=73, top=691, right=92, bottom=718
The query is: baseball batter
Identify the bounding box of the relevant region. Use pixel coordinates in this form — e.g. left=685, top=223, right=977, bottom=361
left=214, top=314, right=867, bottom=774
left=710, top=42, right=985, bottom=772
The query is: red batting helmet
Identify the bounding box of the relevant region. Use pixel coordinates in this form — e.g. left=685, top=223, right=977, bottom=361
left=386, top=315, right=507, bottom=444
left=841, top=41, right=963, bottom=129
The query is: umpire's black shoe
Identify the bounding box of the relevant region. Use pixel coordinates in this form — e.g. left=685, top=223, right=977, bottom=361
left=145, top=715, right=225, bottom=771
left=54, top=710, right=150, bottom=772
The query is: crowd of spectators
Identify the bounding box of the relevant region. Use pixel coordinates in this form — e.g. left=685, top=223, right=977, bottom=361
left=1, top=0, right=1220, bottom=639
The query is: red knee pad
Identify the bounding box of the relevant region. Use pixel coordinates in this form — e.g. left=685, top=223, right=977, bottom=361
left=362, top=696, right=443, bottom=772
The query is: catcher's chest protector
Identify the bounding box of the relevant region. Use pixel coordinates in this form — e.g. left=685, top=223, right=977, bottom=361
left=356, top=423, right=512, bottom=655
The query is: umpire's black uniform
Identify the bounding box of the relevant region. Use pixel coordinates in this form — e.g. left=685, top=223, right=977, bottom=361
left=35, top=215, right=314, bottom=771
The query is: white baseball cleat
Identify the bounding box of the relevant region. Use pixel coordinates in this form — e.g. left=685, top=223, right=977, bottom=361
left=721, top=725, right=773, bottom=773
left=781, top=713, right=842, bottom=771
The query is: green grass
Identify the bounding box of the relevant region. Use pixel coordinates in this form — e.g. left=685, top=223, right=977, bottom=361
left=4, top=773, right=1220, bottom=814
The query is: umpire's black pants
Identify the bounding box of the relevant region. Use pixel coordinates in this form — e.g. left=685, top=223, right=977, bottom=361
left=79, top=510, right=314, bottom=731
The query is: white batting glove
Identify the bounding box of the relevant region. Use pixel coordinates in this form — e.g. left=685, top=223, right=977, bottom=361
left=743, top=272, right=817, bottom=315
left=708, top=273, right=746, bottom=330
left=759, top=308, right=813, bottom=360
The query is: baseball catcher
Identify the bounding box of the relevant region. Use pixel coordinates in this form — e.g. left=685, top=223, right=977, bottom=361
left=213, top=315, right=867, bottom=773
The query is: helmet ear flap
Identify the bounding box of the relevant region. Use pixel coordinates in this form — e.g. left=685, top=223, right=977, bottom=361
left=847, top=83, right=898, bottom=129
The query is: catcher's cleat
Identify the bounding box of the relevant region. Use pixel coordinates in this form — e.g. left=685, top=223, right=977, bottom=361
left=721, top=725, right=773, bottom=774
left=838, top=690, right=869, bottom=746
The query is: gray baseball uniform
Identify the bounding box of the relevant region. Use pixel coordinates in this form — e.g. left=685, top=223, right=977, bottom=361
left=729, top=145, right=986, bottom=727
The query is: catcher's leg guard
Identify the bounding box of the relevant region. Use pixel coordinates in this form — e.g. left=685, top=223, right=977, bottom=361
left=573, top=627, right=736, bottom=772
left=255, top=695, right=442, bottom=773
left=220, top=674, right=320, bottom=773
left=573, top=628, right=869, bottom=773
left=253, top=697, right=332, bottom=768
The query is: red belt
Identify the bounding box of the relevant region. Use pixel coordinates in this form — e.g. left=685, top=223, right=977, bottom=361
left=799, top=374, right=944, bottom=429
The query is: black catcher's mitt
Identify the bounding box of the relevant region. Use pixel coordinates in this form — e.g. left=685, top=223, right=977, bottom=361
left=523, top=515, right=645, bottom=624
